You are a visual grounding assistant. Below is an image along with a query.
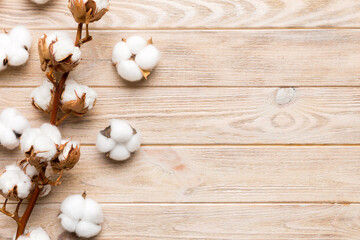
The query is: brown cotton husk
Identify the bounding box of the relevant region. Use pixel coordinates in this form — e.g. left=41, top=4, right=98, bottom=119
left=60, top=92, right=94, bottom=116
left=51, top=143, right=80, bottom=172
left=38, top=35, right=51, bottom=72
left=68, top=0, right=109, bottom=24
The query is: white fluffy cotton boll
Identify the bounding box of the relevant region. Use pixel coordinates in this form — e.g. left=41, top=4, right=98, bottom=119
left=110, top=119, right=134, bottom=143
left=96, top=133, right=116, bottom=153
left=126, top=132, right=141, bottom=153
left=135, top=44, right=160, bottom=70
left=31, top=80, right=53, bottom=112
left=59, top=194, right=103, bottom=238
left=116, top=60, right=143, bottom=82
left=8, top=26, right=32, bottom=50
left=126, top=36, right=146, bottom=55
left=112, top=41, right=131, bottom=64
left=109, top=144, right=130, bottom=161
left=59, top=140, right=79, bottom=161
left=0, top=108, right=30, bottom=135
left=0, top=165, right=32, bottom=199
left=32, top=135, right=58, bottom=162
left=62, top=79, right=98, bottom=110
left=94, top=0, right=109, bottom=11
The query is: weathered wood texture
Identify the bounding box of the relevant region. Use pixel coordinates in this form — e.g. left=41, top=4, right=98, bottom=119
left=1, top=0, right=360, bottom=29
left=2, top=146, right=360, bottom=203
left=1, top=30, right=360, bottom=87
left=1, top=87, right=360, bottom=144
left=2, top=203, right=360, bottom=239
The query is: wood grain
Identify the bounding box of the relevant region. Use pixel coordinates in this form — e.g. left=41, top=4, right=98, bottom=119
left=2, top=146, right=360, bottom=203
left=1, top=0, right=360, bottom=29
left=0, top=87, right=360, bottom=144
left=1, top=30, right=360, bottom=87
left=1, top=203, right=360, bottom=239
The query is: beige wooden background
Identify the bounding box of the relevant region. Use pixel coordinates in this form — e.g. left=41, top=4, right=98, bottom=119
left=1, top=0, right=360, bottom=239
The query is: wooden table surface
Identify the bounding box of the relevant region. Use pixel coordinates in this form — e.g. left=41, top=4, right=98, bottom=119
left=1, top=0, right=360, bottom=239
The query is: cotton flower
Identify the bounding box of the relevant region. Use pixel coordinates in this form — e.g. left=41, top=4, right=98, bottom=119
left=0, top=165, right=32, bottom=200
left=52, top=139, right=80, bottom=172
left=112, top=36, right=160, bottom=82
left=59, top=193, right=103, bottom=238
left=0, top=108, right=30, bottom=150
left=38, top=32, right=81, bottom=72
left=60, top=79, right=97, bottom=116
left=20, top=123, right=62, bottom=167
left=0, top=26, right=31, bottom=72
left=97, top=119, right=141, bottom=161
left=16, top=227, right=50, bottom=240
left=31, top=80, right=54, bottom=113
left=68, top=0, right=109, bottom=24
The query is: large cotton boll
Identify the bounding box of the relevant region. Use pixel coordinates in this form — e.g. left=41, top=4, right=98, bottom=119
left=9, top=26, right=32, bottom=50
left=82, top=198, right=104, bottom=224
left=6, top=45, right=29, bottom=66
left=60, top=194, right=85, bottom=221
left=110, top=119, right=133, bottom=143
left=59, top=214, right=78, bottom=232
left=126, top=36, right=146, bottom=55
left=109, top=144, right=130, bottom=161
left=96, top=133, right=116, bottom=153
left=116, top=60, right=143, bottom=82
left=76, top=221, right=102, bottom=238
left=135, top=44, right=160, bottom=70
left=112, top=41, right=131, bottom=64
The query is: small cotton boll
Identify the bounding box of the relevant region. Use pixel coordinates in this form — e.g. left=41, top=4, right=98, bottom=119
left=96, top=133, right=116, bottom=153
left=61, top=194, right=85, bottom=220
left=126, top=36, right=146, bottom=55
left=40, top=123, right=61, bottom=145
left=0, top=165, right=32, bottom=199
left=94, top=0, right=109, bottom=11
left=76, top=221, right=102, bottom=238
left=82, top=198, right=104, bottom=224
left=59, top=140, right=79, bottom=161
left=112, top=41, right=131, bottom=63
left=135, top=44, right=160, bottom=70
left=9, top=26, right=32, bottom=50
left=6, top=45, right=29, bottom=66
left=116, top=60, right=143, bottom=82
left=109, top=144, right=130, bottom=161
left=59, top=214, right=78, bottom=232
left=110, top=119, right=133, bottom=143
left=30, top=80, right=53, bottom=112
left=62, top=79, right=97, bottom=109
left=126, top=132, right=141, bottom=153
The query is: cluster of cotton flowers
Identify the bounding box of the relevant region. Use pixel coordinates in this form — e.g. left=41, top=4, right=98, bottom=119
left=0, top=26, right=31, bottom=72
left=20, top=123, right=80, bottom=171
left=0, top=108, right=30, bottom=150
left=69, top=0, right=109, bottom=24
left=97, top=119, right=141, bottom=161
left=59, top=194, right=103, bottom=238
left=112, top=36, right=160, bottom=82
left=38, top=32, right=81, bottom=72
left=15, top=227, right=50, bottom=240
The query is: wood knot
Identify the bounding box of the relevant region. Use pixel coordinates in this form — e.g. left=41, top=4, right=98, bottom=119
left=276, top=88, right=296, bottom=105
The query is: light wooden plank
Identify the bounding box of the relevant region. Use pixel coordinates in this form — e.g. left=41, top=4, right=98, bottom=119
left=2, top=30, right=360, bottom=87
left=1, top=0, right=360, bottom=29
left=1, top=203, right=360, bottom=239
left=1, top=146, right=360, bottom=203
left=0, top=87, right=360, bottom=144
